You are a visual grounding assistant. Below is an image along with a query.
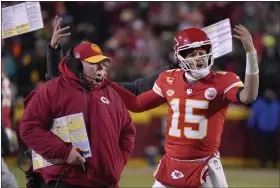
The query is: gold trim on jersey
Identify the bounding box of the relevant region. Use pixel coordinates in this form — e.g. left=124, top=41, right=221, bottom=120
left=224, top=81, right=244, bottom=95
left=153, top=83, right=164, bottom=97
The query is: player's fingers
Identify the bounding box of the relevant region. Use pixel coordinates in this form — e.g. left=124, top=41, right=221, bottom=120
left=57, top=26, right=70, bottom=34
left=233, top=27, right=244, bottom=36
left=59, top=33, right=71, bottom=38
left=55, top=18, right=63, bottom=31
left=58, top=20, right=61, bottom=30
left=233, top=35, right=241, bottom=40
left=234, top=25, right=245, bottom=32
left=238, top=25, right=250, bottom=36
left=58, top=18, right=61, bottom=30
left=54, top=15, right=58, bottom=26
left=236, top=25, right=248, bottom=35
left=52, top=16, right=58, bottom=31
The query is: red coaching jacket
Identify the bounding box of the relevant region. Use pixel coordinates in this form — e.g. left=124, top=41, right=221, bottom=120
left=20, top=57, right=136, bottom=187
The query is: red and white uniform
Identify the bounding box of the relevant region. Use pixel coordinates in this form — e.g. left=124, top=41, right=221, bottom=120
left=108, top=69, right=244, bottom=188
left=153, top=69, right=244, bottom=160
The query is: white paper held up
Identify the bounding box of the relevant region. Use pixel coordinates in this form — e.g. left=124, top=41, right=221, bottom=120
left=1, top=2, right=44, bottom=39
left=202, top=18, right=232, bottom=59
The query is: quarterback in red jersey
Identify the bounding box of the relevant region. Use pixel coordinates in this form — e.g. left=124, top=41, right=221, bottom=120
left=108, top=25, right=259, bottom=188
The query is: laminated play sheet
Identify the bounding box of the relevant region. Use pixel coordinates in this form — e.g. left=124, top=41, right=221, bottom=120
left=202, top=18, right=232, bottom=59
left=1, top=2, right=43, bottom=39
left=32, top=113, right=91, bottom=170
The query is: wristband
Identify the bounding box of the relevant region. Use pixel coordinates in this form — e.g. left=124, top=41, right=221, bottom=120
left=246, top=50, right=259, bottom=75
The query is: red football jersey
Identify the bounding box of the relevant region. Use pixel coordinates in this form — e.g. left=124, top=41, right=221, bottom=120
left=152, top=69, right=244, bottom=159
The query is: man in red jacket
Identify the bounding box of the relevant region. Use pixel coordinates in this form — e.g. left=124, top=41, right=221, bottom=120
left=20, top=42, right=136, bottom=188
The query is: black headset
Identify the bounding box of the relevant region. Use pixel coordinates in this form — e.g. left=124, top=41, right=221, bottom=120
left=65, top=46, right=83, bottom=76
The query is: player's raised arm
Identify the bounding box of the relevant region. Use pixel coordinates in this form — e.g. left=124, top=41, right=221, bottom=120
left=107, top=80, right=166, bottom=112
left=233, top=25, right=259, bottom=104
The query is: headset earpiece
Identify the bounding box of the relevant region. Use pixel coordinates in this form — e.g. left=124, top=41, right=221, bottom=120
left=65, top=46, right=83, bottom=75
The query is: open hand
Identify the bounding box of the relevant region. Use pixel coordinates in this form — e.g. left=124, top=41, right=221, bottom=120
left=50, top=15, right=71, bottom=49
left=233, top=25, right=255, bottom=52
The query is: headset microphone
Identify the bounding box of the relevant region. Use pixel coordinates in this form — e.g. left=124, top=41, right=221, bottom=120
left=81, top=73, right=102, bottom=83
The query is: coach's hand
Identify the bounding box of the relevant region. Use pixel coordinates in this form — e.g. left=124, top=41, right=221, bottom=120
left=66, top=146, right=86, bottom=165
left=50, top=15, right=71, bottom=49
left=233, top=24, right=255, bottom=52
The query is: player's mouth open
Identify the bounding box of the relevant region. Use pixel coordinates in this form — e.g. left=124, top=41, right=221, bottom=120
left=196, top=63, right=204, bottom=69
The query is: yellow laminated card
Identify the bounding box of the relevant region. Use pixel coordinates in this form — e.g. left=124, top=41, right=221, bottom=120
left=32, top=113, right=91, bottom=170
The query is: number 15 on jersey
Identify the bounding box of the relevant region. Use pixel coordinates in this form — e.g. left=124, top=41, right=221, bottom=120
left=169, top=99, right=209, bottom=139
